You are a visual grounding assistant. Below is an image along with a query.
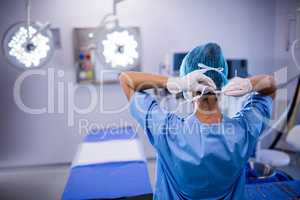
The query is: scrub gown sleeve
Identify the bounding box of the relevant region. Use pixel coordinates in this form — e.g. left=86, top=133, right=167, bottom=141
left=234, top=92, right=273, bottom=142
left=129, top=91, right=168, bottom=147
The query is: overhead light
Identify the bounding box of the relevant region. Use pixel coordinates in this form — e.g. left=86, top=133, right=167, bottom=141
left=3, top=22, right=53, bottom=69
left=102, top=30, right=139, bottom=68
left=95, top=0, right=141, bottom=70
left=88, top=32, right=94, bottom=38
left=2, top=0, right=54, bottom=69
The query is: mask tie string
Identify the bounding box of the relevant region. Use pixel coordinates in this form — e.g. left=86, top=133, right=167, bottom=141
left=198, top=63, right=224, bottom=73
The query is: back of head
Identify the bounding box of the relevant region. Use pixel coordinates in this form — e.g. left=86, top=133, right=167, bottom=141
left=180, top=43, right=228, bottom=90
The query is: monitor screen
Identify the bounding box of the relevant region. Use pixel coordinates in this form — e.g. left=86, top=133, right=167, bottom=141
left=173, top=53, right=187, bottom=72
left=226, top=59, right=248, bottom=79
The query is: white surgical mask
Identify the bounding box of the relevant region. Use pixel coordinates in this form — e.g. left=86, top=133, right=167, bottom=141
left=183, top=63, right=224, bottom=102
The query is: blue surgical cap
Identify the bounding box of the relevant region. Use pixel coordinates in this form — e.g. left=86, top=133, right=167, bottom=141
left=180, top=43, right=228, bottom=89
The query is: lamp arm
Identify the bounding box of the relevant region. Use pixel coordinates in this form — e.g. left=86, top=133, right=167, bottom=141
left=113, top=0, right=126, bottom=16
left=27, top=22, right=51, bottom=42
left=26, top=0, right=31, bottom=39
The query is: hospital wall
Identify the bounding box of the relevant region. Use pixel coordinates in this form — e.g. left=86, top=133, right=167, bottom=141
left=273, top=0, right=300, bottom=101
left=274, top=0, right=300, bottom=72
left=0, top=0, right=293, bottom=167
left=267, top=0, right=300, bottom=150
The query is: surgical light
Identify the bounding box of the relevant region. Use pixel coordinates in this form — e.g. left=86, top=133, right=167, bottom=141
left=102, top=30, right=139, bottom=68
left=4, top=23, right=52, bottom=68
left=95, top=0, right=141, bottom=70
left=2, top=0, right=54, bottom=69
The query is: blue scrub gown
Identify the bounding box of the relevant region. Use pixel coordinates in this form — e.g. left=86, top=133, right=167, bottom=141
left=130, top=91, right=272, bottom=200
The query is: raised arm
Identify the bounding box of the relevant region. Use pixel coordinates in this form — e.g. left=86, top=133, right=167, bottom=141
left=119, top=70, right=217, bottom=101
left=249, top=75, right=276, bottom=97
left=222, top=75, right=277, bottom=98
left=119, top=71, right=168, bottom=100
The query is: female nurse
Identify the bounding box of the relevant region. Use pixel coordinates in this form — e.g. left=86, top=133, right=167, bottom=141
left=119, top=43, right=276, bottom=200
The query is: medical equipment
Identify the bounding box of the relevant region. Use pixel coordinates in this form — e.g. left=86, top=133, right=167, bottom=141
left=73, top=0, right=140, bottom=84
left=73, top=28, right=97, bottom=83
left=2, top=0, right=54, bottom=69
left=172, top=52, right=188, bottom=75
left=227, top=59, right=248, bottom=78
left=62, top=127, right=152, bottom=200
left=95, top=0, right=141, bottom=71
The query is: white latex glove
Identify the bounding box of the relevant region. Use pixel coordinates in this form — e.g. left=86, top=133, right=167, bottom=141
left=167, top=70, right=217, bottom=94
left=222, top=77, right=253, bottom=97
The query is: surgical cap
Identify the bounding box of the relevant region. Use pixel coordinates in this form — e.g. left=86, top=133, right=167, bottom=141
left=180, top=43, right=228, bottom=89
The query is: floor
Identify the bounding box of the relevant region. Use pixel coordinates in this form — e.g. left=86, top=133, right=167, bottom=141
left=0, top=158, right=298, bottom=200
left=0, top=164, right=69, bottom=200
left=0, top=161, right=157, bottom=200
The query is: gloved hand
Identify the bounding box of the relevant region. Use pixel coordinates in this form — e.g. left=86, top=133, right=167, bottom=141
left=222, top=77, right=253, bottom=96
left=167, top=70, right=217, bottom=94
